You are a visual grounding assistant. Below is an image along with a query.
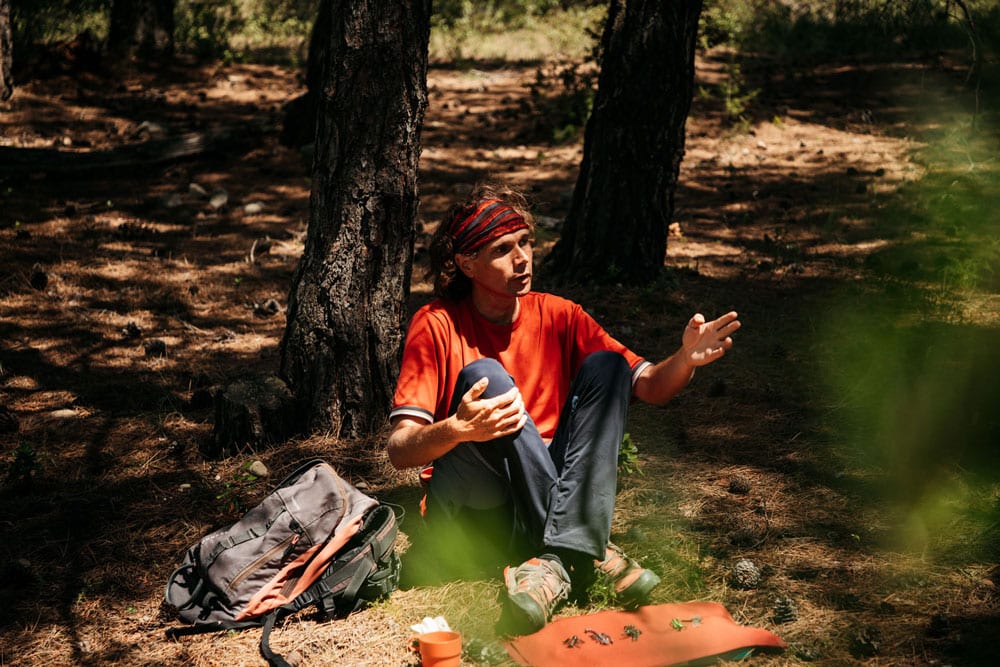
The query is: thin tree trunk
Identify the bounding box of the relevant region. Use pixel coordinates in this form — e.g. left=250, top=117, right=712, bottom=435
left=108, top=0, right=175, bottom=62
left=0, top=0, right=12, bottom=101
left=547, top=0, right=703, bottom=284
left=280, top=0, right=430, bottom=438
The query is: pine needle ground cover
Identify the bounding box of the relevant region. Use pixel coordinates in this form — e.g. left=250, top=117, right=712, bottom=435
left=2, top=45, right=998, bottom=667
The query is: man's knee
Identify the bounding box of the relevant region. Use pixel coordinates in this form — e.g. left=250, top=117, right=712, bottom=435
left=580, top=350, right=630, bottom=383
left=457, top=358, right=514, bottom=397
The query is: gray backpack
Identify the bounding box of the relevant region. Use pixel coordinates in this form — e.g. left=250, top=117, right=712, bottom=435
left=164, top=459, right=401, bottom=666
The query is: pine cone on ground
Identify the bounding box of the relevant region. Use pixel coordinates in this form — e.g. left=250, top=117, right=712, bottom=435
left=29, top=264, right=49, bottom=290
left=850, top=625, right=882, bottom=658
left=730, top=559, right=762, bottom=590
left=728, top=473, right=752, bottom=495
left=727, top=514, right=766, bottom=547
left=773, top=595, right=798, bottom=623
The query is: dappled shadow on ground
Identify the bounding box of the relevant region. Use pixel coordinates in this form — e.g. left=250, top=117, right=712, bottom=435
left=0, top=48, right=998, bottom=666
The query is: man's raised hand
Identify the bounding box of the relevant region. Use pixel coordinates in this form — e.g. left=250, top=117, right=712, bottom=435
left=682, top=311, right=741, bottom=367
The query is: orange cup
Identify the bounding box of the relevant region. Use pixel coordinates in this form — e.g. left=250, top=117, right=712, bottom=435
left=417, top=630, right=462, bottom=667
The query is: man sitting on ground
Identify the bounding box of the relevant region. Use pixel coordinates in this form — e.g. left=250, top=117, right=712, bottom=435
left=388, top=183, right=741, bottom=632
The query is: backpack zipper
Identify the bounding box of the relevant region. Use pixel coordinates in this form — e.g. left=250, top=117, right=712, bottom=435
left=228, top=529, right=300, bottom=592
left=280, top=533, right=301, bottom=561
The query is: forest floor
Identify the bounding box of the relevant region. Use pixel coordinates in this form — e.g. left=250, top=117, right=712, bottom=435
left=1, top=45, right=999, bottom=666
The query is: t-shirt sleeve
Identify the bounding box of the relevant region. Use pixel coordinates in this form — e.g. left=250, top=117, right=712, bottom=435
left=391, top=309, right=442, bottom=424
left=570, top=302, right=652, bottom=387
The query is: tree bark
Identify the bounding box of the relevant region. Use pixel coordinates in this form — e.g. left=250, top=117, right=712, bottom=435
left=280, top=0, right=430, bottom=439
left=546, top=0, right=703, bottom=284
left=108, top=0, right=175, bottom=62
left=0, top=0, right=12, bottom=101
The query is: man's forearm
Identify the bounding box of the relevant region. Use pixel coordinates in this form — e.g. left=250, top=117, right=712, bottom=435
left=632, top=349, right=696, bottom=405
left=387, top=417, right=466, bottom=470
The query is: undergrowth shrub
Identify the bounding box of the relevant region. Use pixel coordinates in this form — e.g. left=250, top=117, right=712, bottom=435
left=698, top=0, right=1000, bottom=130
left=173, top=0, right=313, bottom=65
left=174, top=0, right=244, bottom=61
left=10, top=0, right=108, bottom=62
left=702, top=0, right=998, bottom=58
left=526, top=60, right=598, bottom=143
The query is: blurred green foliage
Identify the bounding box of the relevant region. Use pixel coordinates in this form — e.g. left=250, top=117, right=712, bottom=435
left=817, top=126, right=1000, bottom=561
left=819, top=296, right=1000, bottom=560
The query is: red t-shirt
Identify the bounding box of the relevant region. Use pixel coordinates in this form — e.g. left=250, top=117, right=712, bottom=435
left=391, top=292, right=650, bottom=440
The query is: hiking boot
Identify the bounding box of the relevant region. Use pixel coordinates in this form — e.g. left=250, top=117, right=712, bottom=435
left=595, top=542, right=660, bottom=605
left=503, top=557, right=571, bottom=632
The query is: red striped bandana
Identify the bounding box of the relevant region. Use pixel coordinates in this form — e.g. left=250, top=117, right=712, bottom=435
left=448, top=199, right=529, bottom=255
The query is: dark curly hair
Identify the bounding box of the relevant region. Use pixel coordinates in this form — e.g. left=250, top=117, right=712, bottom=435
left=427, top=182, right=534, bottom=300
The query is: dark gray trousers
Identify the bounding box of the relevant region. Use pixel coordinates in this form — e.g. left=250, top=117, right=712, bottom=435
left=427, top=351, right=632, bottom=561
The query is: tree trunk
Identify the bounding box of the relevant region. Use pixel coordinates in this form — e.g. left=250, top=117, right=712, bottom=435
left=546, top=0, right=703, bottom=284
left=0, top=0, right=12, bottom=101
left=280, top=0, right=430, bottom=439
left=108, top=0, right=175, bottom=62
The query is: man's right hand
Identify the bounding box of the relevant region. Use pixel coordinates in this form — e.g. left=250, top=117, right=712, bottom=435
left=387, top=378, right=528, bottom=470
left=455, top=377, right=528, bottom=442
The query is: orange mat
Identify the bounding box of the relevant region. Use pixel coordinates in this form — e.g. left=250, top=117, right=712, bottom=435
left=504, top=602, right=786, bottom=667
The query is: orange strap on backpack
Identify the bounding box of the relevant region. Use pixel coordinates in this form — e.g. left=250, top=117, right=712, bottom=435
left=236, top=514, right=365, bottom=621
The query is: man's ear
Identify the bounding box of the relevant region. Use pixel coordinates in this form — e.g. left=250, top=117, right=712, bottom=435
left=456, top=254, right=475, bottom=278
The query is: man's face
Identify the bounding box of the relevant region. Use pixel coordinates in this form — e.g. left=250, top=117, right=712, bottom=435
left=458, top=228, right=534, bottom=299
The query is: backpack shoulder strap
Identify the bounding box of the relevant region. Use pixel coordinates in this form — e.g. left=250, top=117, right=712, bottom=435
left=259, top=611, right=295, bottom=667
left=292, top=503, right=400, bottom=616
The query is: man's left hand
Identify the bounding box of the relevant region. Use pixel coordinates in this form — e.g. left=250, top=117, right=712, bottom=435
left=682, top=311, right=740, bottom=367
